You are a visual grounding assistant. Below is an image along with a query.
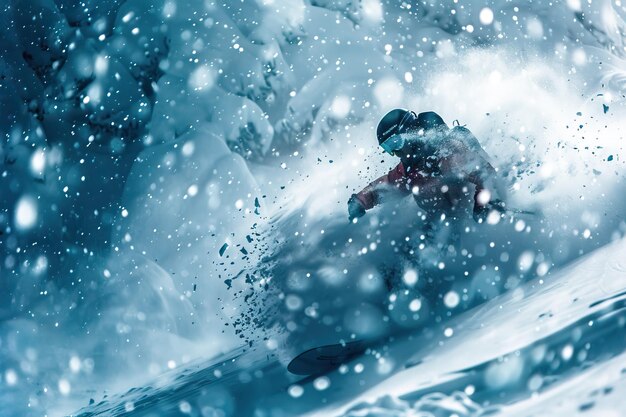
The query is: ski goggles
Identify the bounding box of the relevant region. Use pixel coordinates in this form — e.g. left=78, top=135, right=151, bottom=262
left=380, top=134, right=405, bottom=155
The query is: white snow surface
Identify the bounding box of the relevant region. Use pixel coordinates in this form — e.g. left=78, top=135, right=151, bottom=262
left=320, top=237, right=626, bottom=417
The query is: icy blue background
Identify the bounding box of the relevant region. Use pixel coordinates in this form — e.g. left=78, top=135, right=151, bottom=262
left=2, top=0, right=626, bottom=416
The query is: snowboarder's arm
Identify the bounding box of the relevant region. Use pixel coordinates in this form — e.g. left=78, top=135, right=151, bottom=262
left=446, top=146, right=498, bottom=222
left=467, top=158, right=499, bottom=203
left=451, top=127, right=502, bottom=203
left=354, top=163, right=407, bottom=210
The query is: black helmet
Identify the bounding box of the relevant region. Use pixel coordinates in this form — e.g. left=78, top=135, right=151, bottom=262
left=376, top=109, right=417, bottom=146
left=416, top=111, right=447, bottom=131
left=377, top=109, right=447, bottom=145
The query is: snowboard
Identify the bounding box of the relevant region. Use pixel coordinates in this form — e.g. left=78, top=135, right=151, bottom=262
left=287, top=340, right=369, bottom=375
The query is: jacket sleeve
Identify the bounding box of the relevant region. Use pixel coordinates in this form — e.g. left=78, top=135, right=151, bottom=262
left=467, top=159, right=499, bottom=204
left=450, top=127, right=502, bottom=204
left=354, top=163, right=408, bottom=210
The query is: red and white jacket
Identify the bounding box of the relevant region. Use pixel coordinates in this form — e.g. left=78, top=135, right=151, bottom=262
left=354, top=126, right=499, bottom=217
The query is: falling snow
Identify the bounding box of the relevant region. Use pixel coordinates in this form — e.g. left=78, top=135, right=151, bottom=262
left=1, top=1, right=626, bottom=417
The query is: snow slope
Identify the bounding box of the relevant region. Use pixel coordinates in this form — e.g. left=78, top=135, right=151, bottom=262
left=71, top=235, right=626, bottom=416
left=3, top=0, right=626, bottom=416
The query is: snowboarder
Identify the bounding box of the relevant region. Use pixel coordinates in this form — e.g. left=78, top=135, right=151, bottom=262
left=348, top=109, right=505, bottom=227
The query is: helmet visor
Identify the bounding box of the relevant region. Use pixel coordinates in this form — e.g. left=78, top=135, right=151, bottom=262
left=380, top=134, right=405, bottom=155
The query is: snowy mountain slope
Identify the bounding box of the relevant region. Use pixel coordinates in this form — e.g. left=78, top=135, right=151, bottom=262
left=323, top=235, right=626, bottom=417
left=4, top=0, right=626, bottom=416
left=71, top=235, right=626, bottom=416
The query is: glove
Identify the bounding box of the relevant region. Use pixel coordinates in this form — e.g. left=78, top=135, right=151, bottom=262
left=473, top=199, right=506, bottom=223
left=348, top=194, right=366, bottom=221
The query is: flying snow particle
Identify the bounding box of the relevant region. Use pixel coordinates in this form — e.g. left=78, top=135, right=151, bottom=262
left=187, top=184, right=198, bottom=197
left=14, top=196, right=38, bottom=231
left=465, top=24, right=475, bottom=33
left=167, top=360, right=176, bottom=369
left=402, top=269, right=418, bottom=286
left=30, top=148, right=46, bottom=175
left=31, top=255, right=48, bottom=276
left=404, top=72, right=413, bottom=83
left=189, top=65, right=216, bottom=91
left=288, top=385, right=304, bottom=398
left=5, top=369, right=17, bottom=386
left=86, top=83, right=102, bottom=105
left=235, top=199, right=244, bottom=209
left=561, top=344, right=574, bottom=361
left=518, top=251, right=535, bottom=272
left=181, top=141, right=195, bottom=156
left=444, top=291, right=460, bottom=308
left=330, top=95, right=351, bottom=119
left=179, top=401, right=192, bottom=414
left=95, top=55, right=109, bottom=76
left=536, top=262, right=550, bottom=277
left=58, top=379, right=71, bottom=395
left=444, top=327, right=454, bottom=337
left=69, top=356, right=82, bottom=373
left=121, top=208, right=129, bottom=218
left=313, top=376, right=330, bottom=391
left=285, top=294, right=303, bottom=311
left=409, top=298, right=422, bottom=312
left=487, top=210, right=501, bottom=225
left=479, top=7, right=494, bottom=25
left=476, top=189, right=491, bottom=205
